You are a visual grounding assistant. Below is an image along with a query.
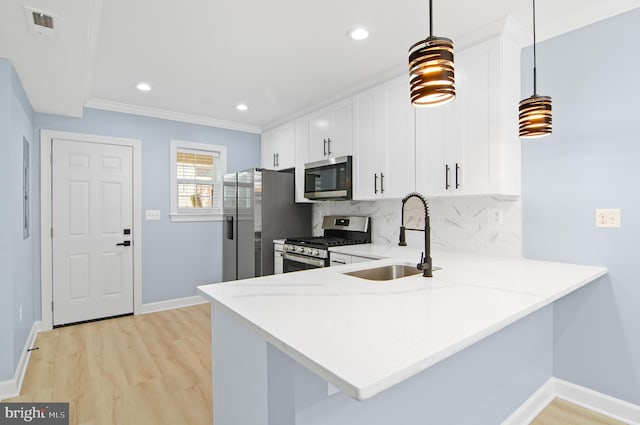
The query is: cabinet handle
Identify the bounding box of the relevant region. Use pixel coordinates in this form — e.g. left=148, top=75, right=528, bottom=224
left=273, top=153, right=276, bottom=167
left=332, top=260, right=346, bottom=265
left=445, top=164, right=450, bottom=190
left=327, top=138, right=332, bottom=155
left=323, top=139, right=327, bottom=156
left=380, top=172, right=385, bottom=193
left=276, top=153, right=279, bottom=167
left=455, top=163, right=460, bottom=189
left=374, top=173, right=378, bottom=194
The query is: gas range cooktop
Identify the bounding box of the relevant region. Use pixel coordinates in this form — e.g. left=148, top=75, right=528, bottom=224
left=285, top=236, right=369, bottom=249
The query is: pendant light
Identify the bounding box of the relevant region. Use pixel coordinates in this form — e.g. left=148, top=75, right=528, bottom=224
left=519, top=0, right=552, bottom=138
left=408, top=0, right=455, bottom=107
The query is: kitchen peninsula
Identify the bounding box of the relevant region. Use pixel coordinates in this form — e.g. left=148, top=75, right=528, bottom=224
left=197, top=250, right=606, bottom=425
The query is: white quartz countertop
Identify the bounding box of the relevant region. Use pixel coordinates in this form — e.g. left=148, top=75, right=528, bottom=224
left=197, top=251, right=606, bottom=401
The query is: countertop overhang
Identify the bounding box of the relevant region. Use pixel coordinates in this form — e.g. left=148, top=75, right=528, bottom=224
left=197, top=250, right=607, bottom=400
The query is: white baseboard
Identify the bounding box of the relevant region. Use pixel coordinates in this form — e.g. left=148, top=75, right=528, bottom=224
left=501, top=378, right=556, bottom=425
left=140, top=295, right=207, bottom=314
left=554, top=378, right=640, bottom=425
left=502, top=377, right=640, bottom=425
left=0, top=321, right=42, bottom=401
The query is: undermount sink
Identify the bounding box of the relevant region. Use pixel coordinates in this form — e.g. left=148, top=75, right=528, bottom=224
left=344, top=264, right=440, bottom=281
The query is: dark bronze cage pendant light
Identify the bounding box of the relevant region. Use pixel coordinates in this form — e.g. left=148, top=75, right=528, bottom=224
left=408, top=0, right=455, bottom=107
left=519, top=0, right=552, bottom=138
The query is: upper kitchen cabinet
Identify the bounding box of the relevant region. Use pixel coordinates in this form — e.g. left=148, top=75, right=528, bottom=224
left=308, top=99, right=353, bottom=162
left=416, top=33, right=522, bottom=197
left=261, top=122, right=295, bottom=170
left=294, top=116, right=312, bottom=203
left=353, top=76, right=416, bottom=200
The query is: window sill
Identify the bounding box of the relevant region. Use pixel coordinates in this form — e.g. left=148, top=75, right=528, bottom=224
left=169, top=213, right=224, bottom=222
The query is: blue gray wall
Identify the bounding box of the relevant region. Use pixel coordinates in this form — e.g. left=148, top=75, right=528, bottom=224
left=0, top=58, right=36, bottom=381
left=522, top=8, right=640, bottom=404
left=35, top=108, right=261, bottom=303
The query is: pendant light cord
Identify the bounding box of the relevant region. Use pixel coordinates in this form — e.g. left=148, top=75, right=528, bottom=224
left=532, top=0, right=537, bottom=95
left=429, top=0, right=433, bottom=37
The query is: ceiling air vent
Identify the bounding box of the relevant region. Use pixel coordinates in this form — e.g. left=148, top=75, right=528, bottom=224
left=24, top=7, right=58, bottom=39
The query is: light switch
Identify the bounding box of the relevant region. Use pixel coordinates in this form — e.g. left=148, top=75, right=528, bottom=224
left=595, top=209, right=621, bottom=228
left=145, top=210, right=161, bottom=220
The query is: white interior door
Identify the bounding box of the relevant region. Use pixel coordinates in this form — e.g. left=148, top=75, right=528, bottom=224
left=52, top=139, right=134, bottom=326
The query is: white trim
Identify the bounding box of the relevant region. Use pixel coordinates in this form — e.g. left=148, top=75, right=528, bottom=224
left=554, top=378, right=640, bottom=425
left=86, top=99, right=262, bottom=134
left=40, top=130, right=143, bottom=331
left=501, top=378, right=556, bottom=425
left=140, top=295, right=208, bottom=315
left=169, top=214, right=224, bottom=222
left=0, top=321, right=41, bottom=401
left=169, top=140, right=226, bottom=222
left=502, top=377, right=640, bottom=425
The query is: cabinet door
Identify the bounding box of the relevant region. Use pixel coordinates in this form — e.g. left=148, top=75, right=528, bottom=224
left=294, top=117, right=311, bottom=203
left=380, top=77, right=415, bottom=199
left=452, top=40, right=497, bottom=195
left=327, top=99, right=353, bottom=158
left=261, top=129, right=278, bottom=169
left=308, top=109, right=331, bottom=162
left=274, top=122, right=295, bottom=169
left=352, top=90, right=379, bottom=200
left=415, top=103, right=453, bottom=197
left=274, top=244, right=284, bottom=274
left=329, top=252, right=352, bottom=266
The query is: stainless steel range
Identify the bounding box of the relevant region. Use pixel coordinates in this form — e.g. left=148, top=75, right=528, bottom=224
left=283, top=216, right=371, bottom=273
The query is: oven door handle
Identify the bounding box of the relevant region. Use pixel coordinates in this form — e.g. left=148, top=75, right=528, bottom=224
left=283, top=253, right=326, bottom=268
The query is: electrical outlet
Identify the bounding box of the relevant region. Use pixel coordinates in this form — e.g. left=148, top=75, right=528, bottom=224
left=595, top=209, right=621, bottom=228
left=487, top=208, right=504, bottom=225
left=145, top=210, right=161, bottom=220
left=18, top=304, right=23, bottom=324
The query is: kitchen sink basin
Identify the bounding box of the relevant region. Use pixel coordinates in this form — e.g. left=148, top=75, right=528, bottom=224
left=344, top=264, right=440, bottom=281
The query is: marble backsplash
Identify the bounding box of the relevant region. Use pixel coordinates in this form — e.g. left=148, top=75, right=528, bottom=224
left=312, top=196, right=522, bottom=257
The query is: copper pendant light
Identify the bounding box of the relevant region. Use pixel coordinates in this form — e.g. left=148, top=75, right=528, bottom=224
left=408, top=0, right=455, bottom=107
left=519, top=0, right=552, bottom=138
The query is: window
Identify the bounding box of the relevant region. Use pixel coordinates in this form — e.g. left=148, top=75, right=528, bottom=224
left=170, top=140, right=226, bottom=222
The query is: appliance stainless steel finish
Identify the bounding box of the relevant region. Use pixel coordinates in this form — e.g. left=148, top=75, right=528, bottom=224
left=223, top=169, right=312, bottom=282
left=283, top=215, right=371, bottom=273
left=304, top=156, right=352, bottom=200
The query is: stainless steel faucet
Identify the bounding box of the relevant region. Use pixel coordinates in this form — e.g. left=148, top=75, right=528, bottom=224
left=398, top=192, right=432, bottom=277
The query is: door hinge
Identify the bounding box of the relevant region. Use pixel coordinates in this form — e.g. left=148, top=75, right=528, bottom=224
left=50, top=227, right=53, bottom=238
left=50, top=154, right=52, bottom=165
left=51, top=301, right=54, bottom=311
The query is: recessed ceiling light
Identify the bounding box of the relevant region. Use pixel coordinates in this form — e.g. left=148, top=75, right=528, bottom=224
left=347, top=27, right=369, bottom=41
left=136, top=82, right=152, bottom=92
left=236, top=103, right=248, bottom=111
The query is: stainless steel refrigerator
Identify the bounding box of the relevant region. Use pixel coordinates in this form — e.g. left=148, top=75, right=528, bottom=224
left=223, top=169, right=311, bottom=282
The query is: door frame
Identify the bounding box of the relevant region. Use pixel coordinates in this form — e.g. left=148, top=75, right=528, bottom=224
left=40, top=129, right=142, bottom=331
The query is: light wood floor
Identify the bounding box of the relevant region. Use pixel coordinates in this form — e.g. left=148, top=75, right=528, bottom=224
left=6, top=304, right=212, bottom=425
left=531, top=398, right=628, bottom=425
left=6, top=304, right=626, bottom=425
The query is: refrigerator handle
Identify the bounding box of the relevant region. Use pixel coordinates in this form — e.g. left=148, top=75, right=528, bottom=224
left=226, top=216, right=234, bottom=240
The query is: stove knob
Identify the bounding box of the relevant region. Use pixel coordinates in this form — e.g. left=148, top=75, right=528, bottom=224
left=307, top=248, right=314, bottom=255
left=314, top=250, right=320, bottom=256
left=298, top=247, right=305, bottom=253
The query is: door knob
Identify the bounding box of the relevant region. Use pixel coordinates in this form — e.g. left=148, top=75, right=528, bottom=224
left=116, top=241, right=131, bottom=247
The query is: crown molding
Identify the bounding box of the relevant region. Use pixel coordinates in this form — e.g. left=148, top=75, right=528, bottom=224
left=86, top=98, right=262, bottom=134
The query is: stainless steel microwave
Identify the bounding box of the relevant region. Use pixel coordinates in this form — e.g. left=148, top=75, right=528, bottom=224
left=304, top=156, right=352, bottom=200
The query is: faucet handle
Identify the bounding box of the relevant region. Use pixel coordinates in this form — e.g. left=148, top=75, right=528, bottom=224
left=417, top=251, right=425, bottom=271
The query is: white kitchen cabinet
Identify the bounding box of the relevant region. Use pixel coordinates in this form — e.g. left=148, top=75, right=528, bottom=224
left=329, top=252, right=376, bottom=266
left=262, top=122, right=295, bottom=170
left=274, top=242, right=284, bottom=274
left=294, top=116, right=312, bottom=203
left=415, top=35, right=521, bottom=197
left=308, top=99, right=352, bottom=162
left=353, top=76, right=415, bottom=200
left=329, top=252, right=352, bottom=267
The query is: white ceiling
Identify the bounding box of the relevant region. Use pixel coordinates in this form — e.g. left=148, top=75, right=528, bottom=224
left=1, top=0, right=639, bottom=133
